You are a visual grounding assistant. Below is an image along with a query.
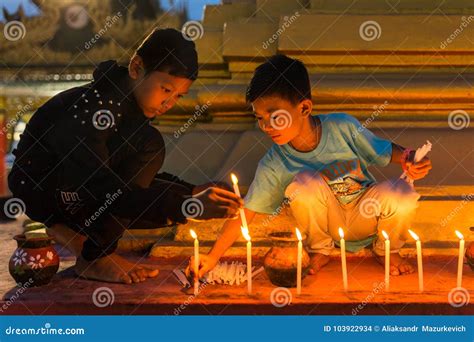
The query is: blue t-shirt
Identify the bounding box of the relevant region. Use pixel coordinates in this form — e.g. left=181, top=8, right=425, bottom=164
left=244, top=113, right=392, bottom=214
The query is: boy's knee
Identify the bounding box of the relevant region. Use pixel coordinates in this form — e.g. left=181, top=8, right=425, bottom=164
left=285, top=170, right=326, bottom=199
left=376, top=179, right=420, bottom=212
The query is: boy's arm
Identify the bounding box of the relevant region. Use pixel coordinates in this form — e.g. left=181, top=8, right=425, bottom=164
left=192, top=208, right=256, bottom=277
left=209, top=208, right=256, bottom=260
left=390, top=142, right=406, bottom=164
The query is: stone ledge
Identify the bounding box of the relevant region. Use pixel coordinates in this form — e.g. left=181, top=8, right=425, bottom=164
left=310, top=0, right=474, bottom=14
left=2, top=256, right=471, bottom=315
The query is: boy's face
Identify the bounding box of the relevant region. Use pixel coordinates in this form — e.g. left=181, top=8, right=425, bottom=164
left=252, top=96, right=312, bottom=145
left=129, top=56, right=193, bottom=119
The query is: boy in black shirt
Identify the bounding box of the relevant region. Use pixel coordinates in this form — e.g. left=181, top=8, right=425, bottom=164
left=8, top=28, right=242, bottom=284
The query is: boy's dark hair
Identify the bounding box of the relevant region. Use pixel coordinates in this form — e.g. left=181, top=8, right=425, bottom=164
left=246, top=54, right=311, bottom=105
left=135, top=28, right=198, bottom=80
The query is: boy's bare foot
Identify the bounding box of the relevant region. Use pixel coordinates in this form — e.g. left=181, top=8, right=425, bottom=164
left=309, top=253, right=330, bottom=274
left=374, top=252, right=415, bottom=276
left=47, top=223, right=86, bottom=257
left=74, top=253, right=159, bottom=284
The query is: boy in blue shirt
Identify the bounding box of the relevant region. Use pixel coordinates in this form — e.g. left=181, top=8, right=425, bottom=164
left=192, top=54, right=432, bottom=278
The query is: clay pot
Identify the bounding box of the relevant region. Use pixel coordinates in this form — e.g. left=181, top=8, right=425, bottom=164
left=264, top=231, right=311, bottom=287
left=466, top=242, right=474, bottom=271
left=9, top=234, right=59, bottom=287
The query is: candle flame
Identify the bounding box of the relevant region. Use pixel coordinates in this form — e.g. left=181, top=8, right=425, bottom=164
left=189, top=229, right=197, bottom=239
left=408, top=229, right=419, bottom=241
left=295, top=228, right=302, bottom=241
left=381, top=230, right=389, bottom=240
left=338, top=227, right=344, bottom=239
left=455, top=230, right=464, bottom=240
left=230, top=173, right=238, bottom=185
left=241, top=226, right=251, bottom=241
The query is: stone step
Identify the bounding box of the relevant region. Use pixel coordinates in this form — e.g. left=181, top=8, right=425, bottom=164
left=309, top=0, right=474, bottom=14
left=157, top=125, right=473, bottom=186
left=117, top=185, right=474, bottom=256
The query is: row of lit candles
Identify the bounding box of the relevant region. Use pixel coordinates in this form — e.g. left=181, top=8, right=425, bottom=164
left=189, top=173, right=467, bottom=295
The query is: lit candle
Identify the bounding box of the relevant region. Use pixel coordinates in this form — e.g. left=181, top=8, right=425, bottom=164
left=230, top=173, right=248, bottom=229
left=408, top=229, right=423, bottom=292
left=241, top=226, right=252, bottom=294
left=296, top=228, right=303, bottom=295
left=338, top=227, right=348, bottom=291
left=190, top=229, right=199, bottom=296
left=455, top=230, right=465, bottom=288
left=381, top=230, right=390, bottom=291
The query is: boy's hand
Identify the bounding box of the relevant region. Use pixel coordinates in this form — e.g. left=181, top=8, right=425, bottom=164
left=193, top=181, right=233, bottom=194
left=187, top=254, right=219, bottom=278
left=188, top=186, right=243, bottom=220
left=404, top=156, right=432, bottom=180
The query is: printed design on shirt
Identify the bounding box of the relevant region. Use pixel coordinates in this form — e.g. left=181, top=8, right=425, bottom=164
left=71, top=89, right=122, bottom=133
left=59, top=190, right=84, bottom=215
left=320, top=159, right=366, bottom=198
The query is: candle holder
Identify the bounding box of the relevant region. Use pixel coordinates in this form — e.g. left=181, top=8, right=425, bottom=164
left=264, top=232, right=310, bottom=287
left=9, top=234, right=59, bottom=287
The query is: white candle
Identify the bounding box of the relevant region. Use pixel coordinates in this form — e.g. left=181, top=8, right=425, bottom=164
left=338, top=227, right=348, bottom=291
left=296, top=228, right=303, bottom=295
left=381, top=230, right=390, bottom=291
left=190, top=229, right=200, bottom=296
left=231, top=173, right=248, bottom=229
left=241, top=226, right=252, bottom=294
left=408, top=229, right=423, bottom=292
left=455, top=230, right=465, bottom=288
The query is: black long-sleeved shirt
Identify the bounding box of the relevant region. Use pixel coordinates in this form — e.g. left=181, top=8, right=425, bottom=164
left=9, top=60, right=194, bottom=226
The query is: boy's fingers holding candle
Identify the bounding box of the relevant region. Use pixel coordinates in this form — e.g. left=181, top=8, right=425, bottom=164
left=197, top=254, right=219, bottom=278
left=212, top=187, right=244, bottom=206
